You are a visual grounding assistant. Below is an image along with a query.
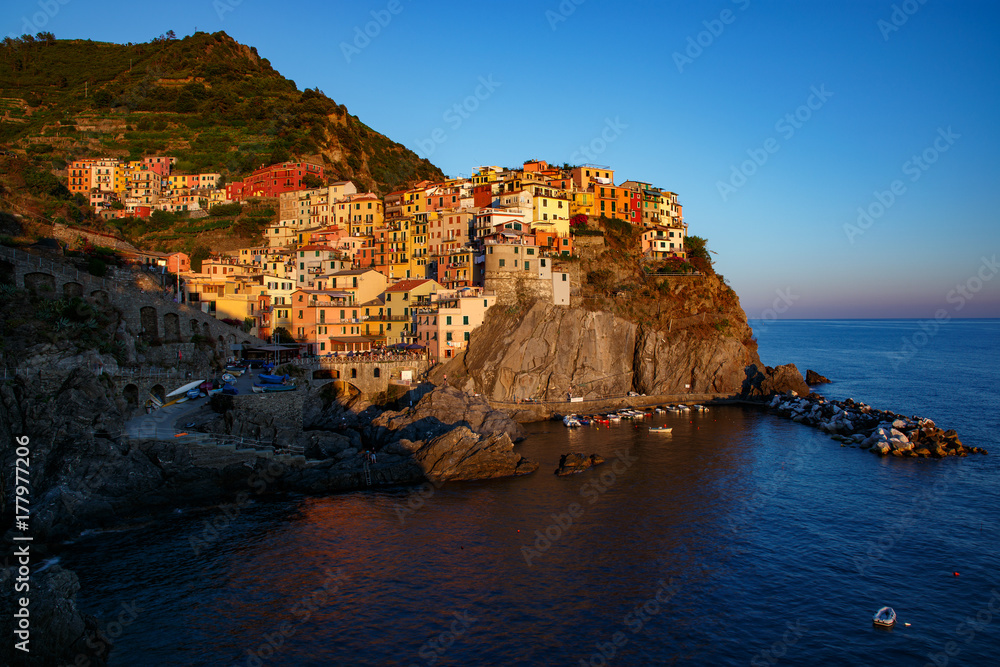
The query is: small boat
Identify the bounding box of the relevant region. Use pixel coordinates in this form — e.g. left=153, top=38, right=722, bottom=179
left=166, top=379, right=207, bottom=398
left=207, top=388, right=223, bottom=396
left=252, top=383, right=297, bottom=393
left=655, top=408, right=665, bottom=414
left=258, top=373, right=291, bottom=385
left=608, top=414, right=621, bottom=423
left=563, top=415, right=582, bottom=427
left=648, top=426, right=673, bottom=434
left=692, top=404, right=709, bottom=412
left=185, top=388, right=202, bottom=400
left=677, top=404, right=690, bottom=411
left=221, top=373, right=237, bottom=384
left=222, top=386, right=239, bottom=395
left=873, top=607, right=896, bottom=628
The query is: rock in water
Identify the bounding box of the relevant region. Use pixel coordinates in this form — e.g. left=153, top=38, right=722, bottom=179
left=412, top=426, right=537, bottom=482
left=741, top=363, right=810, bottom=398
left=555, top=453, right=606, bottom=476
left=805, top=369, right=831, bottom=385
left=370, top=385, right=526, bottom=444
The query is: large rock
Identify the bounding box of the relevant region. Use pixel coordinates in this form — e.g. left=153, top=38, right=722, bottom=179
left=805, top=369, right=831, bottom=385
left=0, top=565, right=109, bottom=667
left=555, top=453, right=605, bottom=476
left=450, top=300, right=758, bottom=402
left=369, top=386, right=526, bottom=443
left=412, top=426, right=537, bottom=482
left=741, top=364, right=810, bottom=398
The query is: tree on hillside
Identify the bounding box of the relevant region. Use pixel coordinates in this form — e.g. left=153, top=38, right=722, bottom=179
left=272, top=327, right=296, bottom=344
left=684, top=235, right=710, bottom=262
left=302, top=173, right=323, bottom=189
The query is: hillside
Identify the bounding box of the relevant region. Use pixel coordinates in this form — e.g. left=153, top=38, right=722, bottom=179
left=0, top=31, right=443, bottom=194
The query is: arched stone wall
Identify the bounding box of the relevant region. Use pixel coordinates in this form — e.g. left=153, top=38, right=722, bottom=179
left=63, top=281, right=84, bottom=298
left=24, top=272, right=56, bottom=295
left=140, top=306, right=159, bottom=340
left=163, top=312, right=181, bottom=343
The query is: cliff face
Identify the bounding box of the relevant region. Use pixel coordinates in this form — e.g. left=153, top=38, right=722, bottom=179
left=449, top=273, right=761, bottom=402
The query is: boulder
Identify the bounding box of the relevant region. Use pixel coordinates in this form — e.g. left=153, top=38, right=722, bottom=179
left=370, top=386, right=526, bottom=444
left=741, top=364, right=810, bottom=399
left=805, top=369, right=831, bottom=385
left=412, top=426, right=538, bottom=482
left=555, top=453, right=606, bottom=476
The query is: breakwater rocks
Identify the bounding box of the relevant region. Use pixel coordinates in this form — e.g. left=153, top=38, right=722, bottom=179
left=765, top=393, right=987, bottom=458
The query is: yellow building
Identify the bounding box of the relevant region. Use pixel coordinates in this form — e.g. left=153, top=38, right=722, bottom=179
left=408, top=213, right=432, bottom=279
left=570, top=191, right=595, bottom=218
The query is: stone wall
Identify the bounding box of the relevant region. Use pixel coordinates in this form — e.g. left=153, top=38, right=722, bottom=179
left=0, top=245, right=258, bottom=350
left=298, top=358, right=431, bottom=395
left=51, top=222, right=141, bottom=254
left=485, top=272, right=553, bottom=306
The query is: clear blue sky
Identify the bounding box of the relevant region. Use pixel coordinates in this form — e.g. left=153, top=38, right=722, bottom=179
left=5, top=0, right=999, bottom=318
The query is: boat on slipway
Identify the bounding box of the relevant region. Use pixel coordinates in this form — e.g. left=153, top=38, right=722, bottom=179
left=252, top=383, right=297, bottom=393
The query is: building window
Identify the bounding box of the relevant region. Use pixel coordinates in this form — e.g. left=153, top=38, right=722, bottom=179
left=499, top=259, right=505, bottom=268
left=463, top=316, right=469, bottom=325
left=562, top=274, right=567, bottom=281
left=446, top=316, right=452, bottom=325
left=446, top=332, right=453, bottom=342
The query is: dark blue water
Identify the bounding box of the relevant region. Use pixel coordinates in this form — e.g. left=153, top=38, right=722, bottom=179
left=61, top=321, right=1000, bottom=666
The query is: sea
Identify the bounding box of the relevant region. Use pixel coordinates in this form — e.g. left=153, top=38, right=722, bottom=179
left=59, top=320, right=1000, bottom=666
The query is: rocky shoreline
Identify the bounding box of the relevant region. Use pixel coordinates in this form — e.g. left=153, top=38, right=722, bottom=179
left=763, top=392, right=986, bottom=458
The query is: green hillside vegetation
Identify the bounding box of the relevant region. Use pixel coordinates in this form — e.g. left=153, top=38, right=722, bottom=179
left=0, top=31, right=443, bottom=194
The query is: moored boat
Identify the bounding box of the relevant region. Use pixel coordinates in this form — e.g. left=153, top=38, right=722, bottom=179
left=563, top=414, right=582, bottom=427
left=648, top=426, right=673, bottom=434
left=252, top=383, right=297, bottom=393
left=258, top=373, right=291, bottom=385
left=873, top=606, right=896, bottom=628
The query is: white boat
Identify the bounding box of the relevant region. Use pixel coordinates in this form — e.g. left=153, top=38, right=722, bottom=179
left=873, top=607, right=896, bottom=628
left=648, top=426, right=673, bottom=434
left=166, top=380, right=207, bottom=398
left=563, top=415, right=582, bottom=427
left=677, top=404, right=690, bottom=411
left=692, top=404, right=709, bottom=412
left=221, top=373, right=237, bottom=384
left=655, top=408, right=665, bottom=414
left=666, top=405, right=679, bottom=412
left=608, top=414, right=622, bottom=423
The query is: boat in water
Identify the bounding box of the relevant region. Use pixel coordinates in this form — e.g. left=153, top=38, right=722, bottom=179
left=873, top=606, right=896, bottom=628
left=563, top=415, right=582, bottom=427
left=648, top=426, right=673, bottom=434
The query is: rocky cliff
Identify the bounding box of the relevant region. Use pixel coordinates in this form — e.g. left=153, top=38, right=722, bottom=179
left=444, top=272, right=762, bottom=402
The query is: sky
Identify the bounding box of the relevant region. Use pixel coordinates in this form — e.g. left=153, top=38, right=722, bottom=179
left=4, top=0, right=1000, bottom=319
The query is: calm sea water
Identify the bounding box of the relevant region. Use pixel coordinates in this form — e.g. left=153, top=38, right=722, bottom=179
left=61, top=320, right=1000, bottom=666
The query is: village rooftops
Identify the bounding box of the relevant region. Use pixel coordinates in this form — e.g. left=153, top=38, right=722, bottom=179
left=386, top=279, right=432, bottom=292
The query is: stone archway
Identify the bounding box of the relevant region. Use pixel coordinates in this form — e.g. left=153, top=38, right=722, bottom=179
left=149, top=384, right=166, bottom=402
left=190, top=319, right=200, bottom=335
left=123, top=384, right=139, bottom=410
left=202, top=322, right=211, bottom=338
left=91, top=289, right=109, bottom=304
left=373, top=367, right=380, bottom=378
left=140, top=306, right=159, bottom=340
left=63, top=281, right=84, bottom=299
left=24, top=272, right=56, bottom=295
left=163, top=312, right=180, bottom=343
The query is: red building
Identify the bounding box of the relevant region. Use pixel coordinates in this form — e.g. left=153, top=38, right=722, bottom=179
left=226, top=162, right=325, bottom=201
left=472, top=183, right=494, bottom=208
